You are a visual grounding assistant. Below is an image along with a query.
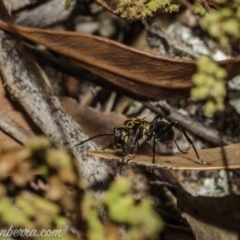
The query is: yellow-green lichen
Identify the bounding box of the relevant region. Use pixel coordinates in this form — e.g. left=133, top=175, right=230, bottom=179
left=114, top=0, right=179, bottom=21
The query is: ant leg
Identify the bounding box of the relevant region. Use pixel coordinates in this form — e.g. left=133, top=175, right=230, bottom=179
left=152, top=132, right=156, bottom=164
left=121, top=145, right=125, bottom=162
left=174, top=140, right=188, bottom=154
left=136, top=141, right=140, bottom=154
left=119, top=145, right=126, bottom=173
left=174, top=123, right=208, bottom=165
left=127, top=129, right=140, bottom=163
left=154, top=121, right=208, bottom=165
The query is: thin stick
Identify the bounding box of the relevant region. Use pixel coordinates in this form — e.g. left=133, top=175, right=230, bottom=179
left=0, top=110, right=33, bottom=144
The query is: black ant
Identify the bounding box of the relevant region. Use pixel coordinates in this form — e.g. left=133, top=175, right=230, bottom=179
left=76, top=115, right=207, bottom=165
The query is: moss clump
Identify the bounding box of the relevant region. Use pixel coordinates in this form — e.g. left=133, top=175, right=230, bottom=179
left=114, top=0, right=179, bottom=21
left=82, top=177, right=164, bottom=240
left=191, top=56, right=227, bottom=117
left=201, top=0, right=240, bottom=44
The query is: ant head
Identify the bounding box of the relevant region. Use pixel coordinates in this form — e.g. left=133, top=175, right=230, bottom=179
left=113, top=127, right=130, bottom=149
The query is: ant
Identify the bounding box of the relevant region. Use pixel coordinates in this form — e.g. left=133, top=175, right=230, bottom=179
left=76, top=115, right=207, bottom=165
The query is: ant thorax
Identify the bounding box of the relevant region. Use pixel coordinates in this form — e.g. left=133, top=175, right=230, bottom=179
left=123, top=118, right=151, bottom=140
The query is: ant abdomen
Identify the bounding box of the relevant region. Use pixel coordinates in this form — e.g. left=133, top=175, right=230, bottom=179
left=152, top=120, right=175, bottom=146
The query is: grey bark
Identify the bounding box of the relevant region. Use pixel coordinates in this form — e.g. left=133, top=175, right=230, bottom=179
left=0, top=0, right=114, bottom=190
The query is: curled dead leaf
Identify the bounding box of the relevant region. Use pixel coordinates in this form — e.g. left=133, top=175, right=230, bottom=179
left=0, top=20, right=239, bottom=100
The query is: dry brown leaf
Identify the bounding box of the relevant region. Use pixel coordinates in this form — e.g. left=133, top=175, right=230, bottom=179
left=86, top=142, right=240, bottom=170
left=0, top=20, right=239, bottom=100
left=177, top=191, right=240, bottom=240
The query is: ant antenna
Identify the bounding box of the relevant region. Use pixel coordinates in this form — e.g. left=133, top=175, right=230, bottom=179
left=75, top=134, right=114, bottom=147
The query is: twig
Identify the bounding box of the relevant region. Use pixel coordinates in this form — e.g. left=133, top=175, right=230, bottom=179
left=143, top=101, right=232, bottom=146
left=0, top=0, right=114, bottom=191
left=0, top=110, right=33, bottom=144
left=150, top=180, right=180, bottom=190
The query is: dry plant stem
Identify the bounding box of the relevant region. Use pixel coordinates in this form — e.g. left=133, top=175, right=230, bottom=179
left=144, top=101, right=232, bottom=146
left=0, top=1, right=114, bottom=190
left=15, top=0, right=77, bottom=28
left=0, top=110, right=33, bottom=144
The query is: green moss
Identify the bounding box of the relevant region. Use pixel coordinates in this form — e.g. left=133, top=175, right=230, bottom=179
left=193, top=2, right=206, bottom=15
left=191, top=56, right=227, bottom=117
left=46, top=149, right=72, bottom=169
left=83, top=177, right=164, bottom=240
left=114, top=0, right=179, bottom=20
left=33, top=195, right=60, bottom=215
left=25, top=136, right=51, bottom=151
left=0, top=197, right=34, bottom=228
left=82, top=193, right=105, bottom=240
left=201, top=0, right=240, bottom=44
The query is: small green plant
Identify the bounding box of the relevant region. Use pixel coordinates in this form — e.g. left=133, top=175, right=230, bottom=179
left=191, top=1, right=240, bottom=116
left=201, top=0, right=240, bottom=44
left=82, top=177, right=164, bottom=240
left=0, top=136, right=82, bottom=240
left=192, top=2, right=206, bottom=16
left=191, top=56, right=227, bottom=117
left=114, top=0, right=179, bottom=21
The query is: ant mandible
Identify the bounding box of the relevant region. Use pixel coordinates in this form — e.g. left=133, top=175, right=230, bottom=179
left=76, top=115, right=207, bottom=165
